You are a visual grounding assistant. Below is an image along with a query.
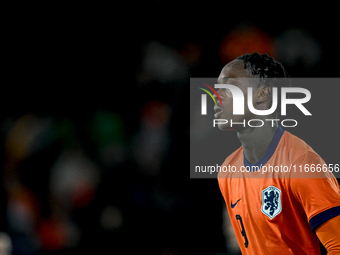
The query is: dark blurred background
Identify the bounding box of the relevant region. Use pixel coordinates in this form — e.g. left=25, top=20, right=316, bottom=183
left=1, top=4, right=339, bottom=255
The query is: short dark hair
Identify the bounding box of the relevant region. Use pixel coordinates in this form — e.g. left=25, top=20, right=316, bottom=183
left=237, top=53, right=291, bottom=116
left=237, top=52, right=291, bottom=88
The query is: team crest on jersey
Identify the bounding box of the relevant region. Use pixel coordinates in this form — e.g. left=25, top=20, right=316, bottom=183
left=261, top=186, right=282, bottom=219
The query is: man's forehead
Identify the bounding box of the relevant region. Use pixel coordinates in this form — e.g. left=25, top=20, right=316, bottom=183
left=219, top=59, right=249, bottom=78
left=218, top=59, right=252, bottom=84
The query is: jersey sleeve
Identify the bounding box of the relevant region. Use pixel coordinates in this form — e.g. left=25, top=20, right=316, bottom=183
left=289, top=151, right=340, bottom=231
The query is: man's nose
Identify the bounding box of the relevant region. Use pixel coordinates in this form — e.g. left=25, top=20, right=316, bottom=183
left=213, top=90, right=224, bottom=104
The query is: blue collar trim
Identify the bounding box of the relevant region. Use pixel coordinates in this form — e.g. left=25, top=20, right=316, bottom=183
left=243, top=126, right=285, bottom=171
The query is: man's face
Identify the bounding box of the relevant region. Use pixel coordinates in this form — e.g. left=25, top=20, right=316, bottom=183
left=214, top=59, right=260, bottom=131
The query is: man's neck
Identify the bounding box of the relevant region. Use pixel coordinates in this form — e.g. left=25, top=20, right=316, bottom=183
left=237, top=121, right=278, bottom=165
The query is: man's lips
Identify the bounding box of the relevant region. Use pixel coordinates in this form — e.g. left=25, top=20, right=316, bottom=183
left=214, top=105, right=223, bottom=118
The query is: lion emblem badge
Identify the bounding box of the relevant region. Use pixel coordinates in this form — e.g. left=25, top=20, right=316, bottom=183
left=261, top=186, right=282, bottom=219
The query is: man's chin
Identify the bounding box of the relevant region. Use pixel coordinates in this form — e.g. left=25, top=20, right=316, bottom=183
left=218, top=124, right=237, bottom=131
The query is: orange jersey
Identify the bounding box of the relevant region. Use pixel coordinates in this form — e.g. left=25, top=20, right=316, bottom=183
left=218, top=126, right=340, bottom=255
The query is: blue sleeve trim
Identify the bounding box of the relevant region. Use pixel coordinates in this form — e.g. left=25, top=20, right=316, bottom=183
left=309, top=206, right=340, bottom=231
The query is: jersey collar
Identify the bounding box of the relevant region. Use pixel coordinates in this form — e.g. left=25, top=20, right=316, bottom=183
left=243, top=126, right=285, bottom=171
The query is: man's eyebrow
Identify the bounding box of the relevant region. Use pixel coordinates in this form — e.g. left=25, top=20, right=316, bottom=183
left=219, top=76, right=230, bottom=83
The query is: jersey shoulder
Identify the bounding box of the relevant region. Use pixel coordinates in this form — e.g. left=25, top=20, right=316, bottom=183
left=218, top=146, right=243, bottom=179
left=223, top=146, right=243, bottom=163
left=282, top=130, right=321, bottom=164
left=283, top=131, right=334, bottom=179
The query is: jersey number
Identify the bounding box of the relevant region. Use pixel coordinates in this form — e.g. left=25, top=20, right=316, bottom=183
left=236, top=214, right=248, bottom=248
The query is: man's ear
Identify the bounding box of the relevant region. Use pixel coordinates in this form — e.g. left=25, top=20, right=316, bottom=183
left=256, top=85, right=271, bottom=103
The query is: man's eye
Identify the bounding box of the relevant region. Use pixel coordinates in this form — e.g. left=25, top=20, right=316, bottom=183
left=225, top=88, right=232, bottom=97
